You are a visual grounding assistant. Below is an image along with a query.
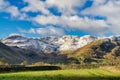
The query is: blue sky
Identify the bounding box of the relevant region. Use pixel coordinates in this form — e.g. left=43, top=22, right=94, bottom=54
left=0, top=0, right=120, bottom=38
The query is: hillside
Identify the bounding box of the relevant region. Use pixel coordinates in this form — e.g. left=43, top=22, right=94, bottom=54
left=1, top=35, right=120, bottom=64
left=0, top=41, right=70, bottom=64
left=0, top=41, right=45, bottom=64
left=71, top=38, right=120, bottom=64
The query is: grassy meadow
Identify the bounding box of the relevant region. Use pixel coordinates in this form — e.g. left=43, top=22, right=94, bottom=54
left=0, top=69, right=120, bottom=80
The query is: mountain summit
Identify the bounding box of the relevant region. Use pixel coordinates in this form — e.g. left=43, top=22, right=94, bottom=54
left=2, top=35, right=97, bottom=54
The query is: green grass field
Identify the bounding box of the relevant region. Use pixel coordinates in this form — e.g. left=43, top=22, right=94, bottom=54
left=0, top=69, right=120, bottom=80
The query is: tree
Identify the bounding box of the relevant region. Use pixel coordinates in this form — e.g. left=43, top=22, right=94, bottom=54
left=33, top=61, right=45, bottom=66
left=0, top=58, right=9, bottom=65
left=21, top=60, right=28, bottom=65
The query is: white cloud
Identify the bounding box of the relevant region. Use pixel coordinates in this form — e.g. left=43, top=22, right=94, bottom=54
left=92, top=0, right=108, bottom=6
left=22, top=0, right=50, bottom=15
left=0, top=0, right=22, bottom=18
left=29, top=28, right=36, bottom=34
left=33, top=15, right=108, bottom=34
left=23, top=0, right=111, bottom=35
left=5, top=6, right=20, bottom=17
left=46, top=0, right=86, bottom=15
left=81, top=0, right=120, bottom=35
left=0, top=0, right=9, bottom=10
left=9, top=33, right=24, bottom=37
left=82, top=0, right=120, bottom=16
left=22, top=0, right=85, bottom=16
left=33, top=15, right=59, bottom=25
left=35, top=26, right=65, bottom=36
left=19, top=26, right=65, bottom=36
left=18, top=28, right=28, bottom=33
left=1, top=0, right=120, bottom=36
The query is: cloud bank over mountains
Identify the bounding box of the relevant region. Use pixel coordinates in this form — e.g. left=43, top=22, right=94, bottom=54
left=0, top=0, right=120, bottom=36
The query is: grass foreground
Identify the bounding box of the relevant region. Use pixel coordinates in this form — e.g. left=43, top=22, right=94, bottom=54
left=0, top=69, right=120, bottom=80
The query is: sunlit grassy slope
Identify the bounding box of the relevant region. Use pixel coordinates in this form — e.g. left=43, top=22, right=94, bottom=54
left=0, top=69, right=120, bottom=80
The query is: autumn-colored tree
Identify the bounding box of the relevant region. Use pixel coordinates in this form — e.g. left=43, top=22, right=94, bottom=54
left=33, top=61, right=45, bottom=66
left=21, top=60, right=28, bottom=65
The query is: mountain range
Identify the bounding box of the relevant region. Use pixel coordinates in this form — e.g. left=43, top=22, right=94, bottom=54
left=1, top=35, right=120, bottom=64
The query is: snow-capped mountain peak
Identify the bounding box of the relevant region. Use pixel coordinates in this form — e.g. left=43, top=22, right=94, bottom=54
left=1, top=35, right=98, bottom=54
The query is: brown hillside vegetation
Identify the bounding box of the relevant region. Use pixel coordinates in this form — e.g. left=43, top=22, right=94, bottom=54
left=70, top=38, right=120, bottom=64
left=73, top=39, right=115, bottom=57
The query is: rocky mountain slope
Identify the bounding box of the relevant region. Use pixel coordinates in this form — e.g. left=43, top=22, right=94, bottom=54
left=70, top=37, right=120, bottom=64
left=0, top=41, right=43, bottom=64
left=1, top=35, right=97, bottom=54
left=1, top=35, right=120, bottom=64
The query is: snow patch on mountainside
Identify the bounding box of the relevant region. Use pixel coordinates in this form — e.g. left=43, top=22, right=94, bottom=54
left=57, top=35, right=97, bottom=51
left=2, top=35, right=113, bottom=54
